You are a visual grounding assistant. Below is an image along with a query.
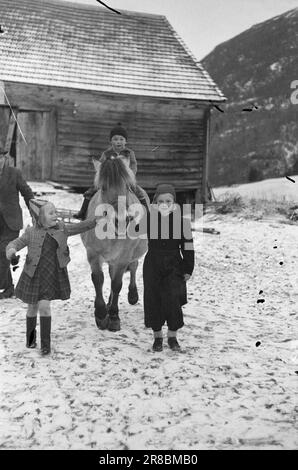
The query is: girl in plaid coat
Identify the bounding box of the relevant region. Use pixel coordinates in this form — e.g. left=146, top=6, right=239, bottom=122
left=6, top=200, right=96, bottom=355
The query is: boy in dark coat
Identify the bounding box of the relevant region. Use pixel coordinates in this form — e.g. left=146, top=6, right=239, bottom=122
left=75, top=123, right=148, bottom=219
left=0, top=149, right=34, bottom=298
left=143, top=183, right=195, bottom=352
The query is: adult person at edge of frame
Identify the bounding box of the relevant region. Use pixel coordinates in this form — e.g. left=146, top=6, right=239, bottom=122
left=0, top=147, right=34, bottom=299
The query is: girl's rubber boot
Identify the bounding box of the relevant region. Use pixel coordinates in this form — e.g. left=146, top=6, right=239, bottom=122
left=26, top=316, right=37, bottom=348
left=40, top=316, right=51, bottom=355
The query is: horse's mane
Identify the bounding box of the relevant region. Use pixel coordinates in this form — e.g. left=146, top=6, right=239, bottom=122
left=94, top=157, right=136, bottom=204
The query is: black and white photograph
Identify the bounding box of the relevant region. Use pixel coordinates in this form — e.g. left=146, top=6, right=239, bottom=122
left=0, top=0, right=297, bottom=453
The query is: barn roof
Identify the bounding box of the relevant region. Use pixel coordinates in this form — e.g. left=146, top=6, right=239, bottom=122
left=0, top=0, right=225, bottom=101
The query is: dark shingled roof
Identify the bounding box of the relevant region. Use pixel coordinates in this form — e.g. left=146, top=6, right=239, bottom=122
left=0, top=0, right=225, bottom=101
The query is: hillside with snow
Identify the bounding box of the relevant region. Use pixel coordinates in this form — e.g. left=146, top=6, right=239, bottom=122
left=202, top=8, right=298, bottom=186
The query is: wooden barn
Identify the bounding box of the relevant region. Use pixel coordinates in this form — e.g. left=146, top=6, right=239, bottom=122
left=0, top=0, right=225, bottom=203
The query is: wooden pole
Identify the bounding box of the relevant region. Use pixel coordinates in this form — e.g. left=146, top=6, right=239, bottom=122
left=204, top=108, right=211, bottom=203
left=195, top=107, right=210, bottom=204
left=0, top=81, right=5, bottom=105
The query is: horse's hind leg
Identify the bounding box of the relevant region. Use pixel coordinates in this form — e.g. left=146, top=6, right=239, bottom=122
left=88, top=252, right=109, bottom=330
left=107, top=264, right=127, bottom=332
left=127, top=260, right=139, bottom=305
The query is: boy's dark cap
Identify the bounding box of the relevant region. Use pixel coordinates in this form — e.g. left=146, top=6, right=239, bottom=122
left=154, top=183, right=176, bottom=201
left=110, top=123, right=128, bottom=140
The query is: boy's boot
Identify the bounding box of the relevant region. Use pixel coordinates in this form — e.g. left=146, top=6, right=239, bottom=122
left=167, top=330, right=181, bottom=351
left=74, top=198, right=90, bottom=220
left=40, top=316, right=51, bottom=355
left=26, top=316, right=37, bottom=348
left=152, top=330, right=163, bottom=352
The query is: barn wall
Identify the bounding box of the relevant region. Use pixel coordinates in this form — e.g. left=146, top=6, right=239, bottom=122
left=4, top=82, right=208, bottom=197
left=0, top=105, right=10, bottom=149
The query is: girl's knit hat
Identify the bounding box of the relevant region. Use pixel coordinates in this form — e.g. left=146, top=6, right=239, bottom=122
left=29, top=199, right=49, bottom=222
left=110, top=123, right=128, bottom=140
left=153, top=183, right=176, bottom=202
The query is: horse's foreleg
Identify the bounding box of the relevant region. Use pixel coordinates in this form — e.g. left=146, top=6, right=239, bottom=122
left=127, top=260, right=139, bottom=305
left=107, top=264, right=115, bottom=309
left=107, top=264, right=127, bottom=332
left=88, top=253, right=109, bottom=330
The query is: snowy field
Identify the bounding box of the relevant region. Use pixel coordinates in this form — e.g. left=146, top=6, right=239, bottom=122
left=0, top=182, right=297, bottom=450
left=213, top=175, right=298, bottom=202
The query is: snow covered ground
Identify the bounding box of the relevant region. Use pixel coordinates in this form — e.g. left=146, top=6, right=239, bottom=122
left=213, top=175, right=298, bottom=202
left=0, top=182, right=297, bottom=450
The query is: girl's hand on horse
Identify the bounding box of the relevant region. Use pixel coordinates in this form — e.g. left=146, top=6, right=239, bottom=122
left=184, top=273, right=191, bottom=282
left=6, top=248, right=17, bottom=261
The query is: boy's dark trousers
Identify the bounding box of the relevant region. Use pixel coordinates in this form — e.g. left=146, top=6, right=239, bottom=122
left=0, top=213, right=19, bottom=294
left=143, top=250, right=185, bottom=331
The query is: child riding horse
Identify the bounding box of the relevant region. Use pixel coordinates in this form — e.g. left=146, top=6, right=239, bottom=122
left=81, top=156, right=149, bottom=332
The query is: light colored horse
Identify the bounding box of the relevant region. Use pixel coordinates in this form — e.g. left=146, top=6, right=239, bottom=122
left=81, top=157, right=149, bottom=331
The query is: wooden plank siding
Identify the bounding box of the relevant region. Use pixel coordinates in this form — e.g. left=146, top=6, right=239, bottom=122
left=0, top=105, right=11, bottom=149
left=4, top=81, right=208, bottom=196
left=16, top=110, right=56, bottom=181
left=4, top=113, right=17, bottom=154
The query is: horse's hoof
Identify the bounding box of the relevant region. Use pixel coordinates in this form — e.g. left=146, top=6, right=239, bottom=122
left=95, top=314, right=109, bottom=330
left=108, top=316, right=121, bottom=332
left=128, top=287, right=138, bottom=305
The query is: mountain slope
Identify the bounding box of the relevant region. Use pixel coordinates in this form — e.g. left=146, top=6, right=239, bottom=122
left=201, top=8, right=298, bottom=186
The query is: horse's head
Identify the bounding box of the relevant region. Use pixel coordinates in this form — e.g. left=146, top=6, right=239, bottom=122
left=94, top=156, right=136, bottom=200
left=93, top=156, right=139, bottom=232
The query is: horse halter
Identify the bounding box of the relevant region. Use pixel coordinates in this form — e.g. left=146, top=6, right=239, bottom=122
left=100, top=197, right=135, bottom=238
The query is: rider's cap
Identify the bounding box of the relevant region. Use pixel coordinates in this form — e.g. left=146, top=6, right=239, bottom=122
left=110, top=123, right=128, bottom=140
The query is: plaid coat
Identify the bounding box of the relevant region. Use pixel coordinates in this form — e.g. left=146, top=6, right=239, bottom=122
left=6, top=218, right=96, bottom=278
left=15, top=233, right=71, bottom=303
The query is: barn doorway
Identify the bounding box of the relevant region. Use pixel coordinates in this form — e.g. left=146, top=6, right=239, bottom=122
left=0, top=105, right=57, bottom=180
